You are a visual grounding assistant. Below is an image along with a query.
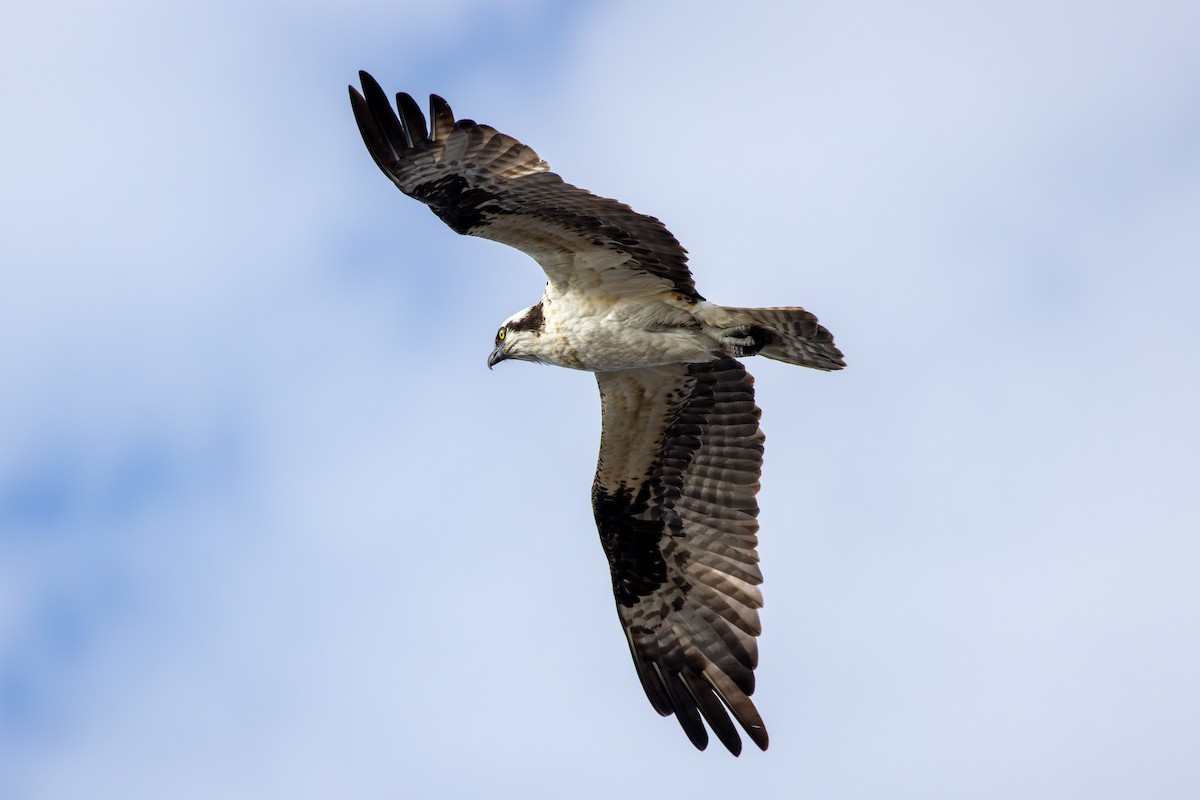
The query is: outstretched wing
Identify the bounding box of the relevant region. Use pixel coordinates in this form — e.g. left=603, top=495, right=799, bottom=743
left=593, top=357, right=768, bottom=755
left=349, top=71, right=701, bottom=302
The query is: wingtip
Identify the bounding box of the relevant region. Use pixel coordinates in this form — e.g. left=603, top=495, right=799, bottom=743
left=683, top=724, right=710, bottom=752
left=357, top=70, right=386, bottom=102
left=751, top=725, right=769, bottom=751
left=429, top=94, right=455, bottom=141
left=394, top=91, right=427, bottom=144
left=702, top=666, right=770, bottom=753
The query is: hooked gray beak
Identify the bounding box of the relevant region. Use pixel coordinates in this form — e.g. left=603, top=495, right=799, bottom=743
left=487, top=345, right=508, bottom=370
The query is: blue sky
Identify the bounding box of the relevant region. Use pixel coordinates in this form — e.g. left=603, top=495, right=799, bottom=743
left=2, top=0, right=1199, bottom=797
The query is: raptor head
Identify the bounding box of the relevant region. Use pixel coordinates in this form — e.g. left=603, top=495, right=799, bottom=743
left=487, top=302, right=546, bottom=369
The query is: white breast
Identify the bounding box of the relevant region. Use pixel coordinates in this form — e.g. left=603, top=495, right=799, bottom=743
left=533, top=292, right=716, bottom=372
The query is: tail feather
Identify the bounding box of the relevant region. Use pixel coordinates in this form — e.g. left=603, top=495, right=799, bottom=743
left=697, top=303, right=845, bottom=371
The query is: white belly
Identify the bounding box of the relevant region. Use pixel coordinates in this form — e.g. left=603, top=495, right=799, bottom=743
left=538, top=296, right=716, bottom=372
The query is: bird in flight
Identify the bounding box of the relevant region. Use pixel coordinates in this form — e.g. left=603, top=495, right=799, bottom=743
left=349, top=71, right=844, bottom=755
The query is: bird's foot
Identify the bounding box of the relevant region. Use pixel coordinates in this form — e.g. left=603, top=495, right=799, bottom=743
left=720, top=325, right=771, bottom=357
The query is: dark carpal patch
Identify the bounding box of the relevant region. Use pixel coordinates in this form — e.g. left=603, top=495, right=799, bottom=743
left=593, top=483, right=669, bottom=607
left=410, top=174, right=496, bottom=234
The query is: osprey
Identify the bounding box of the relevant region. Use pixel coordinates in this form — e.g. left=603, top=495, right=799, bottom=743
left=349, top=72, right=844, bottom=755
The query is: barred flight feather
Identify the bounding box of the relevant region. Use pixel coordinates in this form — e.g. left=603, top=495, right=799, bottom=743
left=593, top=358, right=768, bottom=753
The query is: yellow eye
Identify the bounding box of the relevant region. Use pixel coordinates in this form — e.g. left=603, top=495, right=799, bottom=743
left=497, top=327, right=506, bottom=340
